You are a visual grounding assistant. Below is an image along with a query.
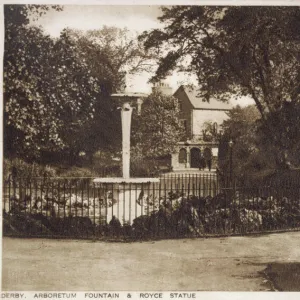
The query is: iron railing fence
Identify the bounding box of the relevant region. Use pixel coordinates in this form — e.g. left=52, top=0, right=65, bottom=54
left=2, top=174, right=300, bottom=240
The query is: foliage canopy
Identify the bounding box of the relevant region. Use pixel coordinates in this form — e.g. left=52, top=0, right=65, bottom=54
left=4, top=5, right=154, bottom=168
left=140, top=6, right=300, bottom=168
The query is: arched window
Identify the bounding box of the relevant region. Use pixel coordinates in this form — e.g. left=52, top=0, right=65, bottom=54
left=178, top=148, right=187, bottom=163
left=190, top=147, right=201, bottom=168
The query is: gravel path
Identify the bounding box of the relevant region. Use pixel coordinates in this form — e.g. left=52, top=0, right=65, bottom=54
left=2, top=232, right=300, bottom=291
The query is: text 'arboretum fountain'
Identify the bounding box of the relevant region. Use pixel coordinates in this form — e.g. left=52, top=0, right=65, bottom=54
left=93, top=92, right=160, bottom=225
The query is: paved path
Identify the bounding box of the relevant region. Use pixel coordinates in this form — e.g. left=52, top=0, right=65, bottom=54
left=164, top=169, right=216, bottom=175
left=2, top=232, right=300, bottom=291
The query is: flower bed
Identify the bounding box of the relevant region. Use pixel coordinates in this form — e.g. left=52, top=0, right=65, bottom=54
left=3, top=189, right=300, bottom=239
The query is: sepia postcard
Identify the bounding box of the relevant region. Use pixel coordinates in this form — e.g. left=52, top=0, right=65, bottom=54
left=1, top=1, right=300, bottom=299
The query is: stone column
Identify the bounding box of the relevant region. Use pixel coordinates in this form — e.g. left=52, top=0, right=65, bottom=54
left=171, top=151, right=177, bottom=170
left=121, top=102, right=133, bottom=179
left=137, top=98, right=143, bottom=115
left=186, top=147, right=190, bottom=168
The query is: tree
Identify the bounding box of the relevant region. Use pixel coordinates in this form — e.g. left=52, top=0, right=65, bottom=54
left=4, top=5, right=154, bottom=167
left=4, top=21, right=101, bottom=163
left=218, top=104, right=300, bottom=182
left=61, top=27, right=156, bottom=164
left=140, top=6, right=300, bottom=168
left=258, top=102, right=300, bottom=169
left=4, top=5, right=66, bottom=161
left=65, top=27, right=155, bottom=91
left=130, top=90, right=184, bottom=174
left=219, top=105, right=267, bottom=178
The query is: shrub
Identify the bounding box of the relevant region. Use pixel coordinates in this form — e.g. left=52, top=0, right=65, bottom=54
left=3, top=158, right=57, bottom=180
left=56, top=166, right=96, bottom=178
left=3, top=185, right=300, bottom=239
left=3, top=212, right=52, bottom=235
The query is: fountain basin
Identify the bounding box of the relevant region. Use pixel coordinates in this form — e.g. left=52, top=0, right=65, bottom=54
left=93, top=177, right=160, bottom=184
left=93, top=177, right=160, bottom=225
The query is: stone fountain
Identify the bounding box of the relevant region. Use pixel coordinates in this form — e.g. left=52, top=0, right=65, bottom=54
left=93, top=92, right=160, bottom=224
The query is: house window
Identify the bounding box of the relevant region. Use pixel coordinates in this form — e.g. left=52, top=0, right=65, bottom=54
left=213, top=122, right=218, bottom=135
left=179, top=102, right=183, bottom=111
left=178, top=148, right=187, bottom=163
left=180, top=119, right=187, bottom=133
left=183, top=120, right=187, bottom=133
left=179, top=119, right=188, bottom=141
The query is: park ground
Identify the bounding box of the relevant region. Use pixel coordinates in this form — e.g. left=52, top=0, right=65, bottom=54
left=2, top=232, right=300, bottom=291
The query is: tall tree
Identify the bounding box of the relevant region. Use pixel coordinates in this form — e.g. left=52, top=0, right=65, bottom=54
left=4, top=5, right=65, bottom=160
left=219, top=104, right=300, bottom=180
left=4, top=5, right=112, bottom=164
left=219, top=105, right=268, bottom=177
left=4, top=5, right=154, bottom=166
left=58, top=27, right=156, bottom=164
left=130, top=90, right=184, bottom=174
left=140, top=6, right=300, bottom=168
left=65, top=27, right=155, bottom=92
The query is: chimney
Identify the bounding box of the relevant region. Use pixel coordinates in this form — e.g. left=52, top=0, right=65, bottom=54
left=152, top=80, right=173, bottom=96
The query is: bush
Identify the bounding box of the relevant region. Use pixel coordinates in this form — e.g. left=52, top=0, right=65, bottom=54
left=3, top=184, right=300, bottom=239
left=3, top=212, right=53, bottom=235
left=3, top=158, right=57, bottom=180
left=131, top=192, right=300, bottom=237
left=56, top=166, right=96, bottom=178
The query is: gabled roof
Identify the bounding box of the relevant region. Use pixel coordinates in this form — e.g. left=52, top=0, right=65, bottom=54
left=175, top=85, right=232, bottom=110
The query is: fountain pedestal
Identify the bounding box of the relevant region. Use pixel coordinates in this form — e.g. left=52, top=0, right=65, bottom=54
left=93, top=178, right=160, bottom=225
left=93, top=93, right=160, bottom=224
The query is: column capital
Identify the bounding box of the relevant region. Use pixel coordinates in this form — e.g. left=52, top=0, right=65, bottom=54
left=121, top=102, right=134, bottom=111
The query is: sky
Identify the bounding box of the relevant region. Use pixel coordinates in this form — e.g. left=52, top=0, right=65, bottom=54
left=31, top=5, right=255, bottom=107
left=33, top=6, right=163, bottom=36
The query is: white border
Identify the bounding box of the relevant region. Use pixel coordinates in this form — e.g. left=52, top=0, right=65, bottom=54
left=1, top=1, right=300, bottom=298
left=1, top=0, right=300, bottom=5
